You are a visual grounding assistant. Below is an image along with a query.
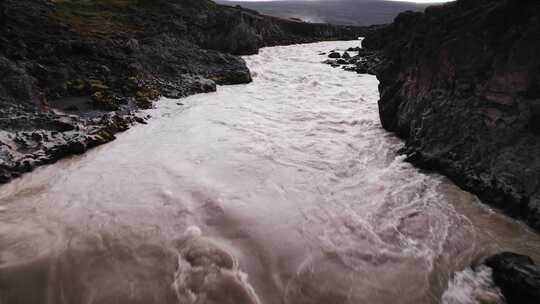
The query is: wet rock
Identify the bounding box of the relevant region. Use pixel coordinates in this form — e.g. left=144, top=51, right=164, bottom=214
left=321, top=33, right=383, bottom=76
left=322, top=59, right=340, bottom=68
left=328, top=52, right=341, bottom=59
left=323, top=48, right=381, bottom=75
left=363, top=0, right=540, bottom=230
left=484, top=252, right=540, bottom=304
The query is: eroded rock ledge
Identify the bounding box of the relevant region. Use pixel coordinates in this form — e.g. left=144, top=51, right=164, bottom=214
left=0, top=0, right=365, bottom=183
left=363, top=0, right=540, bottom=231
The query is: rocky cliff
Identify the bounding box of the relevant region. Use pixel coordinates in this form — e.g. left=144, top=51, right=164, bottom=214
left=0, top=0, right=363, bottom=183
left=364, top=0, right=540, bottom=231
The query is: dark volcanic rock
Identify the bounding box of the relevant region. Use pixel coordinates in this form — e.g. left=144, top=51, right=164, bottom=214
left=484, top=252, right=540, bottom=304
left=322, top=48, right=381, bottom=75
left=200, top=7, right=365, bottom=56
left=328, top=52, right=341, bottom=59
left=0, top=0, right=365, bottom=184
left=363, top=0, right=540, bottom=230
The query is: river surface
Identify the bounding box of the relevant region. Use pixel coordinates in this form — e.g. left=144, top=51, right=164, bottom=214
left=1, top=41, right=540, bottom=304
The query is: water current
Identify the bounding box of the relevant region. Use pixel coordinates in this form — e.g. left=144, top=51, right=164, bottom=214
left=1, top=41, right=540, bottom=304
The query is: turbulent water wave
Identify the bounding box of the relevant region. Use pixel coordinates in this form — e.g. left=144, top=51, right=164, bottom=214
left=0, top=41, right=539, bottom=304
left=442, top=266, right=505, bottom=304
left=173, top=226, right=261, bottom=304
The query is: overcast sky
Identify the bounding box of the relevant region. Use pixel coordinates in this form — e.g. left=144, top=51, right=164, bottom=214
left=224, top=0, right=453, bottom=3
left=216, top=0, right=455, bottom=25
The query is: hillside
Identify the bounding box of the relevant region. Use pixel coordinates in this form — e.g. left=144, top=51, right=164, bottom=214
left=215, top=0, right=433, bottom=26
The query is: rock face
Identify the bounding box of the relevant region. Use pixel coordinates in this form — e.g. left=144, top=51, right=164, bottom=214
left=484, top=252, right=540, bottom=304
left=0, top=0, right=364, bottom=183
left=363, top=0, right=540, bottom=230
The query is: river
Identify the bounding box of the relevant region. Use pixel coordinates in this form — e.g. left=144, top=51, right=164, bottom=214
left=1, top=41, right=539, bottom=304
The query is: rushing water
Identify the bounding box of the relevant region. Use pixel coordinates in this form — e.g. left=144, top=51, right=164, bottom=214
left=1, top=41, right=540, bottom=304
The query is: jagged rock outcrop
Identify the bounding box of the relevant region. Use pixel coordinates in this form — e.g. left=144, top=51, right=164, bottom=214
left=484, top=252, right=540, bottom=304
left=198, top=5, right=365, bottom=55
left=322, top=47, right=382, bottom=75
left=364, top=0, right=540, bottom=231
left=0, top=0, right=364, bottom=183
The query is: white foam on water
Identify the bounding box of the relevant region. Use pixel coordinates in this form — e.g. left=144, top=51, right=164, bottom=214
left=442, top=266, right=505, bottom=304
left=173, top=227, right=261, bottom=304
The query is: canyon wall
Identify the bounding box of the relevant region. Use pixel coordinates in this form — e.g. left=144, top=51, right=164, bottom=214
left=364, top=0, right=540, bottom=230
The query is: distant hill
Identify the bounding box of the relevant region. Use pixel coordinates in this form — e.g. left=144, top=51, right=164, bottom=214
left=214, top=0, right=437, bottom=26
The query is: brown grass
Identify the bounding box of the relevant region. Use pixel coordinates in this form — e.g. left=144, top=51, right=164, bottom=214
left=49, top=0, right=141, bottom=37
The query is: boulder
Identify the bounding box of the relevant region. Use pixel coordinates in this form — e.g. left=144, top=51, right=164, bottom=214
left=328, top=52, right=341, bottom=58
left=485, top=252, right=540, bottom=304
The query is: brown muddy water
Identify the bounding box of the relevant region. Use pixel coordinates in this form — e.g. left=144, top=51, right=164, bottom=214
left=1, top=41, right=539, bottom=304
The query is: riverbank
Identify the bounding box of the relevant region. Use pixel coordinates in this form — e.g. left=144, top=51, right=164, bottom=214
left=361, top=0, right=540, bottom=233
left=0, top=0, right=366, bottom=183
